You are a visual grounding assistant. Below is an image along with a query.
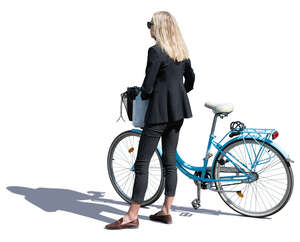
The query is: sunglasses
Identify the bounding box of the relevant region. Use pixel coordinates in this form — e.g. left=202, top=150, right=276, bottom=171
left=147, top=21, right=154, bottom=29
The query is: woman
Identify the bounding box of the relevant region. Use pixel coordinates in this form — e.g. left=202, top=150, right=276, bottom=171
left=105, top=11, right=195, bottom=229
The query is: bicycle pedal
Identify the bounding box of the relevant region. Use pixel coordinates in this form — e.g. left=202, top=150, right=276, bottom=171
left=191, top=199, right=201, bottom=209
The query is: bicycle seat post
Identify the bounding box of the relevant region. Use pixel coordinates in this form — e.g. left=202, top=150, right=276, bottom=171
left=204, top=114, right=219, bottom=160
left=210, top=114, right=219, bottom=137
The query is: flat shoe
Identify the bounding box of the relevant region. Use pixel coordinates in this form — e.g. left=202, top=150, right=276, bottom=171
left=149, top=211, right=172, bottom=224
left=105, top=217, right=139, bottom=230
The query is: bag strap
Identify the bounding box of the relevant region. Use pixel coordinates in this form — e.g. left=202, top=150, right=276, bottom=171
left=116, top=92, right=126, bottom=122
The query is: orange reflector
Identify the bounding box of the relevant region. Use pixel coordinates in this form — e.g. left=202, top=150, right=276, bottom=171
left=128, top=147, right=134, bottom=153
left=237, top=191, right=244, bottom=198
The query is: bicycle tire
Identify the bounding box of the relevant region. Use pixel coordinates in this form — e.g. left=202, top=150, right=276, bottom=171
left=212, top=138, right=294, bottom=217
left=107, top=130, right=165, bottom=207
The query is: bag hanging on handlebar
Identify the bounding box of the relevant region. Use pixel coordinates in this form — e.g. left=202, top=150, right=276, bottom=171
left=116, top=86, right=142, bottom=122
left=132, top=91, right=149, bottom=128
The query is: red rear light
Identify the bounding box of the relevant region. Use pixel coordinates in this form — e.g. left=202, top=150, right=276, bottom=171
left=272, top=130, right=279, bottom=140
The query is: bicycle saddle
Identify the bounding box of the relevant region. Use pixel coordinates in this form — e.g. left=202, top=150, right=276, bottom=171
left=204, top=101, right=234, bottom=114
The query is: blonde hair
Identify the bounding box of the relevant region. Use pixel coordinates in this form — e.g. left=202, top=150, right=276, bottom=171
left=151, top=11, right=189, bottom=62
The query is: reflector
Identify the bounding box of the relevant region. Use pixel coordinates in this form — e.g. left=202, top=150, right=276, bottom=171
left=272, top=130, right=279, bottom=140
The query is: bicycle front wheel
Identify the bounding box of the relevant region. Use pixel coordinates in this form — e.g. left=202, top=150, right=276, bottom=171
left=213, top=138, right=294, bottom=217
left=107, top=130, right=165, bottom=206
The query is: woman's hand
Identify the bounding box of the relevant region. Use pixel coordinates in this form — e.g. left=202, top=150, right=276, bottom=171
left=141, top=88, right=151, bottom=100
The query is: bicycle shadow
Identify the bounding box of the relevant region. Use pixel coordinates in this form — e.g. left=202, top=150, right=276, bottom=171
left=7, top=186, right=270, bottom=223
left=154, top=204, right=270, bottom=219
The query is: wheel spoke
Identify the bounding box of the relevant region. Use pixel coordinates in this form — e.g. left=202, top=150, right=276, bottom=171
left=214, top=138, right=292, bottom=217
left=108, top=131, right=164, bottom=203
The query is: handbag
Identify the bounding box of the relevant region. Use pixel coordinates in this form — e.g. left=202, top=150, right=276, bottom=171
left=116, top=86, right=143, bottom=123
left=132, top=90, right=149, bottom=128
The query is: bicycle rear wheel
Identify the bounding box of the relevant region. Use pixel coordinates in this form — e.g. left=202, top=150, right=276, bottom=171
left=213, top=138, right=293, bottom=217
left=107, top=130, right=165, bottom=206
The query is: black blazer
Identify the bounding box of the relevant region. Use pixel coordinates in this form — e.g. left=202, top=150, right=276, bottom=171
left=141, top=44, right=195, bottom=125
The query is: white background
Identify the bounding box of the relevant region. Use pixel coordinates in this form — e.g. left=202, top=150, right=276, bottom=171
left=0, top=0, right=299, bottom=241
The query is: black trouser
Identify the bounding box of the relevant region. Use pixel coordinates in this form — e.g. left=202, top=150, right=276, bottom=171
left=131, top=119, right=184, bottom=203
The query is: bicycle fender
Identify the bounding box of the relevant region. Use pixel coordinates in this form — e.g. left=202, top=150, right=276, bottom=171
left=131, top=128, right=142, bottom=134
left=211, top=136, right=294, bottom=174
left=264, top=139, right=294, bottom=163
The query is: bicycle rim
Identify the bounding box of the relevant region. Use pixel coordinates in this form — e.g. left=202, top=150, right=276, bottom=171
left=213, top=138, right=293, bottom=217
left=107, top=130, right=165, bottom=206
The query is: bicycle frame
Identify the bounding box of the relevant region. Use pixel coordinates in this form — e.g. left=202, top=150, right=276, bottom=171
left=174, top=128, right=277, bottom=183
left=131, top=113, right=292, bottom=184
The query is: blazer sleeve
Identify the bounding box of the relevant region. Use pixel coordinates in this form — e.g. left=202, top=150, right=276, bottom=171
left=183, top=58, right=195, bottom=93
left=140, top=47, right=161, bottom=100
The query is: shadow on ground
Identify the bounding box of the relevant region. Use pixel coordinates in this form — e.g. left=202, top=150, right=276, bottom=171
left=7, top=186, right=269, bottom=224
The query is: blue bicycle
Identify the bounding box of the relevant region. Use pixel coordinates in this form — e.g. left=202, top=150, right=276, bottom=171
left=107, top=102, right=294, bottom=217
